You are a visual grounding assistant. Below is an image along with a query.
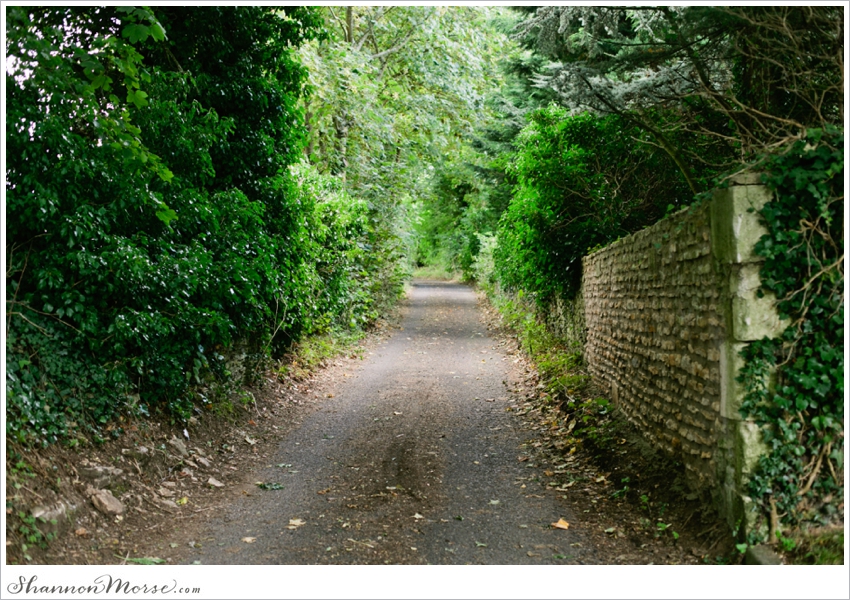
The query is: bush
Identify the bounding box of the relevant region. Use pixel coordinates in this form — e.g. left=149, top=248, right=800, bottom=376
left=4, top=7, right=339, bottom=445
left=494, top=108, right=693, bottom=304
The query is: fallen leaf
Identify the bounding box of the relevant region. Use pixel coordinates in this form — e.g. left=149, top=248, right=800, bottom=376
left=517, top=456, right=529, bottom=462
left=551, top=518, right=570, bottom=530
left=244, top=436, right=257, bottom=446
left=544, top=470, right=554, bottom=477
left=595, top=475, right=607, bottom=483
left=207, top=477, right=225, bottom=488
left=485, top=398, right=495, bottom=402
left=475, top=541, right=488, bottom=547
left=256, top=482, right=284, bottom=490
left=119, top=556, right=166, bottom=565
left=489, top=499, right=500, bottom=505
left=527, top=551, right=540, bottom=557
left=604, top=527, right=616, bottom=534
left=75, top=528, right=88, bottom=537
left=288, top=518, right=306, bottom=529
left=176, top=497, right=188, bottom=506
left=169, top=543, right=178, bottom=548
left=317, top=487, right=332, bottom=495
left=394, top=411, right=403, bottom=415
left=241, top=537, right=256, bottom=543
left=413, top=513, right=424, bottom=520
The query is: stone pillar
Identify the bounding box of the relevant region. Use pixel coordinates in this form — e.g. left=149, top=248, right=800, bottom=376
left=710, top=173, right=783, bottom=536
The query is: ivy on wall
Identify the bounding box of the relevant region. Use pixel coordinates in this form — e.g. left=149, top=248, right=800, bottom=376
left=738, top=126, right=844, bottom=536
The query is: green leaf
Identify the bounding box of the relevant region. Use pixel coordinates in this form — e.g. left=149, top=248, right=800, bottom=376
left=157, top=166, right=174, bottom=183
left=150, top=22, right=166, bottom=42
left=122, top=24, right=150, bottom=44
left=155, top=206, right=178, bottom=227
left=257, top=482, right=285, bottom=490
left=91, top=74, right=109, bottom=90
left=127, top=89, right=149, bottom=109
left=117, top=555, right=166, bottom=565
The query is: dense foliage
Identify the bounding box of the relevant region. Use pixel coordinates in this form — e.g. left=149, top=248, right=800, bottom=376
left=494, top=108, right=692, bottom=303
left=410, top=12, right=546, bottom=281
left=515, top=6, right=842, bottom=187
left=300, top=7, right=509, bottom=293
left=738, top=127, right=844, bottom=535
left=4, top=7, right=382, bottom=445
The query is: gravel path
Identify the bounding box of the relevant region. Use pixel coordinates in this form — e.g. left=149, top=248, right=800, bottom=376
left=178, top=280, right=599, bottom=565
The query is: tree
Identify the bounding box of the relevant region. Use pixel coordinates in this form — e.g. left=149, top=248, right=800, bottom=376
left=512, top=5, right=845, bottom=536
left=515, top=6, right=843, bottom=186
left=299, top=6, right=511, bottom=297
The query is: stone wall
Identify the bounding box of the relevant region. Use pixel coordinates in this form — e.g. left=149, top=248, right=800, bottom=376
left=583, top=201, right=725, bottom=484
left=581, top=176, right=781, bottom=531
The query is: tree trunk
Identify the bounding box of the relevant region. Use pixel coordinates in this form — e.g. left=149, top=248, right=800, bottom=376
left=345, top=7, right=354, bottom=43
left=304, top=98, right=314, bottom=160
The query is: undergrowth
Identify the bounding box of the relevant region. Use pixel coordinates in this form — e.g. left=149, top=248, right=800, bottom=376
left=785, top=529, right=844, bottom=565
left=276, top=328, right=366, bottom=381
left=491, top=289, right=611, bottom=446
left=411, top=265, right=460, bottom=281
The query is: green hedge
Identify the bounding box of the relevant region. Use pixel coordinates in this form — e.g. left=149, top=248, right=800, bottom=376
left=5, top=7, right=399, bottom=446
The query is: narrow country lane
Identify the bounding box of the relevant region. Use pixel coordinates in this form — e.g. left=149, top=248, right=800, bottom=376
left=173, top=281, right=599, bottom=565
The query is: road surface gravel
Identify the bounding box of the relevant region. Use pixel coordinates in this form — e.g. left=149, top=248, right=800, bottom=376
left=178, top=280, right=595, bottom=565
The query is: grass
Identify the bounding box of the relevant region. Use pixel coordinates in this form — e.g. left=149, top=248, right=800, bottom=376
left=786, top=529, right=844, bottom=565
left=277, top=328, right=365, bottom=380
left=204, top=327, right=366, bottom=418
left=411, top=264, right=460, bottom=281
left=492, top=290, right=590, bottom=409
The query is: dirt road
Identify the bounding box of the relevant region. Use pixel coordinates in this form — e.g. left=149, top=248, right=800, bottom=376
left=174, top=280, right=600, bottom=565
